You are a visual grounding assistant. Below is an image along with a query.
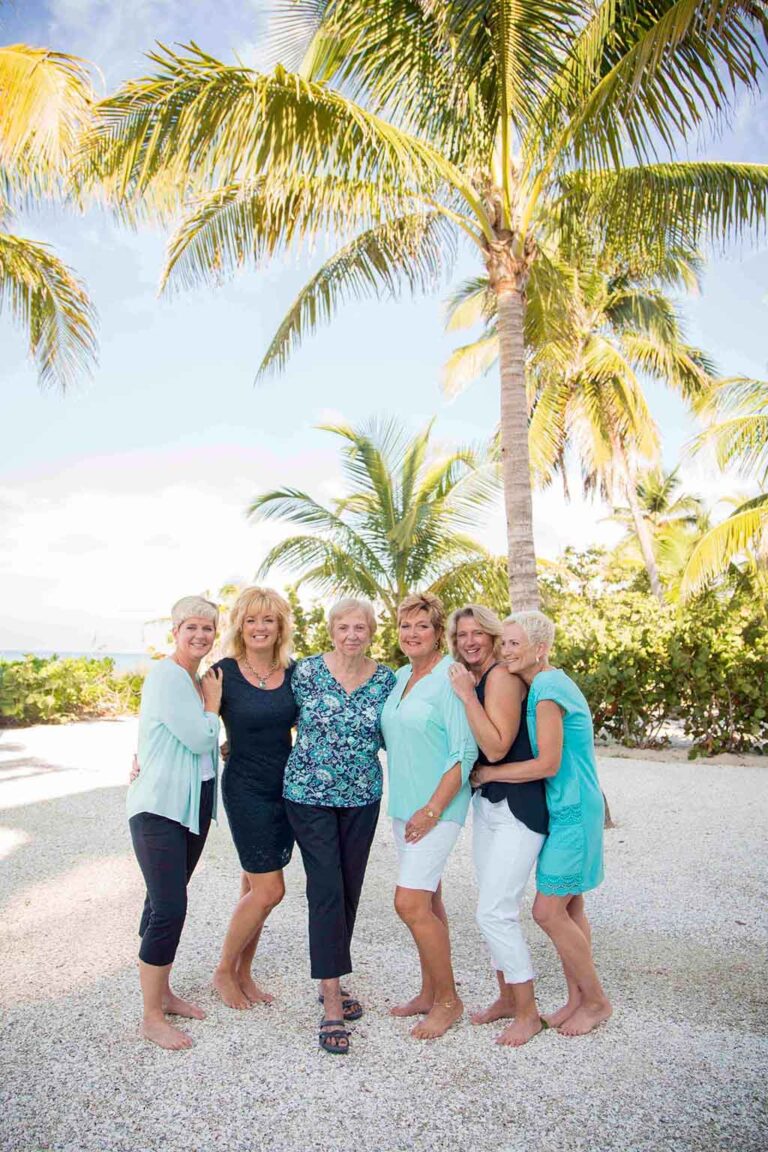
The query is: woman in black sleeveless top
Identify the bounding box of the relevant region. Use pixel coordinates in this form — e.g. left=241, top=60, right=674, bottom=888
left=447, top=605, right=549, bottom=1047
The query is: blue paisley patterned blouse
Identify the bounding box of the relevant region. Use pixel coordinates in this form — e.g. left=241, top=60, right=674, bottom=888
left=283, top=655, right=396, bottom=807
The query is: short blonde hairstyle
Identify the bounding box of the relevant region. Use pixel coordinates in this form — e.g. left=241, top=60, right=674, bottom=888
left=447, top=604, right=503, bottom=662
left=504, top=610, right=556, bottom=653
left=223, top=586, right=294, bottom=668
left=171, top=595, right=219, bottom=629
left=328, top=597, right=377, bottom=638
left=397, top=592, right=446, bottom=648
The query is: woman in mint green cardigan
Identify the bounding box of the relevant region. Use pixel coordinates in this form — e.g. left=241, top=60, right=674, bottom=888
left=127, top=595, right=222, bottom=1051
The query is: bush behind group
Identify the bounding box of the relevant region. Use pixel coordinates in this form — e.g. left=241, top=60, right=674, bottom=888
left=2, top=570, right=765, bottom=756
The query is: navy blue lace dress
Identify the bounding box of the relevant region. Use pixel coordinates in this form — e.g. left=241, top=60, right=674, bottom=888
left=217, top=658, right=297, bottom=873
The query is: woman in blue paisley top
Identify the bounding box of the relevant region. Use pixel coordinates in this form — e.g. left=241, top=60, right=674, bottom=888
left=283, top=598, right=395, bottom=1054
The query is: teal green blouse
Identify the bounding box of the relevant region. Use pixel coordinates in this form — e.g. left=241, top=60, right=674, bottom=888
left=380, top=655, right=477, bottom=825
left=126, top=659, right=219, bottom=834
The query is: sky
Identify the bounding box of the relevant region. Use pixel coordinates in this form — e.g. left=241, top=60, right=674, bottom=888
left=2, top=0, right=767, bottom=651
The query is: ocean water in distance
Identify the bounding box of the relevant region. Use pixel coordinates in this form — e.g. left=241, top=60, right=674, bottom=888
left=0, top=651, right=153, bottom=673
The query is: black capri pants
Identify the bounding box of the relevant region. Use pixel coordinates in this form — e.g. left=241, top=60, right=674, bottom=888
left=285, top=799, right=380, bottom=980
left=129, top=779, right=214, bottom=967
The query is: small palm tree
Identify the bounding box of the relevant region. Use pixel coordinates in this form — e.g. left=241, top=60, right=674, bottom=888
left=80, top=3, right=768, bottom=606
left=250, top=417, right=500, bottom=629
left=445, top=252, right=716, bottom=600
left=681, top=378, right=768, bottom=596
left=0, top=44, right=97, bottom=389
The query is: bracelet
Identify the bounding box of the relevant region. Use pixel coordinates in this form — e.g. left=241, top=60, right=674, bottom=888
left=425, top=807, right=439, bottom=820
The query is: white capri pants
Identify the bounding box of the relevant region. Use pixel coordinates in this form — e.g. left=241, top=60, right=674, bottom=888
left=392, top=818, right=462, bottom=892
left=473, top=793, right=546, bottom=985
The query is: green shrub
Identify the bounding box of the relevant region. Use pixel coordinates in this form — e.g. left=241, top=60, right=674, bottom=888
left=0, top=656, right=144, bottom=725
left=541, top=552, right=768, bottom=755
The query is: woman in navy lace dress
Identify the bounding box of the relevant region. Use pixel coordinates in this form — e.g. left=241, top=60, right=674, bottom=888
left=212, top=587, right=297, bottom=1011
left=283, top=598, right=395, bottom=1054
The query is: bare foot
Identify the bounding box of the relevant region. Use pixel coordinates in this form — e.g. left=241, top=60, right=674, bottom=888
left=142, top=1017, right=193, bottom=1050
left=213, top=968, right=253, bottom=1010
left=390, top=995, right=433, bottom=1018
left=543, top=998, right=581, bottom=1028
left=470, top=997, right=516, bottom=1025
left=237, top=973, right=274, bottom=1004
left=558, top=1000, right=612, bottom=1037
left=411, top=999, right=463, bottom=1039
left=162, top=992, right=206, bottom=1020
left=495, top=1015, right=544, bottom=1047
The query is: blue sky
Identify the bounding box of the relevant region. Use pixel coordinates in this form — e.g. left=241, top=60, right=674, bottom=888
left=2, top=1, right=767, bottom=650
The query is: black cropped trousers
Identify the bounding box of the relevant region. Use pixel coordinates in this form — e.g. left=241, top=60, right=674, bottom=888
left=129, top=779, right=214, bottom=967
left=285, top=798, right=380, bottom=980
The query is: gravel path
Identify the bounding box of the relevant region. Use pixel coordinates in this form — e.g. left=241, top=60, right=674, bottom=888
left=1, top=720, right=766, bottom=1152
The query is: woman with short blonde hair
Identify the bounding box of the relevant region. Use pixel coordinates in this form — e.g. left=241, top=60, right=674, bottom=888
left=470, top=609, right=611, bottom=1037
left=212, top=586, right=298, bottom=1011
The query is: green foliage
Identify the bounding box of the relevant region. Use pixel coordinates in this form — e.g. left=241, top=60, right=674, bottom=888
left=541, top=549, right=768, bottom=755
left=0, top=656, right=143, bottom=725
left=287, top=586, right=330, bottom=659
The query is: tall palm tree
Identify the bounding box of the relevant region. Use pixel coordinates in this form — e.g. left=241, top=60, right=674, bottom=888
left=250, top=417, right=500, bottom=627
left=681, top=378, right=768, bottom=595
left=0, top=44, right=97, bottom=389
left=81, top=2, right=768, bottom=606
left=445, top=252, right=716, bottom=600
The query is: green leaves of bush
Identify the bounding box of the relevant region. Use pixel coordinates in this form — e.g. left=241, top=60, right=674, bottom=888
left=0, top=656, right=143, bottom=725
left=546, top=561, right=768, bottom=756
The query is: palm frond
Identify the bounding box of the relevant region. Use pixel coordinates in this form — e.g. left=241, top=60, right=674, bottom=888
left=557, top=163, right=768, bottom=260
left=0, top=44, right=94, bottom=201
left=256, top=211, right=456, bottom=379
left=0, top=229, right=97, bottom=390
left=680, top=494, right=768, bottom=595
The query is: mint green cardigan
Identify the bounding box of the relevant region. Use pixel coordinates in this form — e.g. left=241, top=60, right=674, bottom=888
left=126, top=658, right=219, bottom=834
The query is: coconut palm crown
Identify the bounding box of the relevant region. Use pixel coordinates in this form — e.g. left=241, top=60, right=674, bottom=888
left=249, top=417, right=500, bottom=624
left=81, top=1, right=768, bottom=605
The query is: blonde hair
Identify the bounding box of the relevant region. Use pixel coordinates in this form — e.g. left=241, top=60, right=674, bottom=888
left=327, top=597, right=377, bottom=638
left=171, top=595, right=219, bottom=629
left=397, top=592, right=446, bottom=648
left=223, top=586, right=294, bottom=668
left=504, top=610, right=556, bottom=653
left=447, top=604, right=503, bottom=662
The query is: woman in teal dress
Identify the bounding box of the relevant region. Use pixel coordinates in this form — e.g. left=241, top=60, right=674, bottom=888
left=470, top=610, right=612, bottom=1037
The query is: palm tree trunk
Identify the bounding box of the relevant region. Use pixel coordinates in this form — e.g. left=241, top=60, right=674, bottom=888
left=494, top=278, right=540, bottom=610
left=614, top=439, right=665, bottom=604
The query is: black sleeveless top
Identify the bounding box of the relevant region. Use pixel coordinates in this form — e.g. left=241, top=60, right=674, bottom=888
left=476, top=665, right=549, bottom=836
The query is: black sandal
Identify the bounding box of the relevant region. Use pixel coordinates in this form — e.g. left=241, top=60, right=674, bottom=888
left=317, top=993, right=363, bottom=1022
left=319, top=1018, right=350, bottom=1055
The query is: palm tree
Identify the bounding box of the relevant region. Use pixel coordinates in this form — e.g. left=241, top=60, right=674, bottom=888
left=610, top=465, right=709, bottom=595
left=0, top=44, right=97, bottom=389
left=681, top=378, right=768, bottom=596
left=249, top=416, right=500, bottom=629
left=81, top=2, right=768, bottom=606
left=445, top=251, right=716, bottom=600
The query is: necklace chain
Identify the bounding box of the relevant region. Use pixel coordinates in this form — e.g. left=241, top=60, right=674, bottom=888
left=243, top=655, right=279, bottom=688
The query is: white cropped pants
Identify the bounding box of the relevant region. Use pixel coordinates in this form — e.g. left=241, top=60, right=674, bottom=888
left=473, top=793, right=546, bottom=985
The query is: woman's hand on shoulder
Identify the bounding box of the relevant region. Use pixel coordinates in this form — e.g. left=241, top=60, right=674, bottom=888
left=201, top=666, right=223, bottom=713
left=447, top=661, right=476, bottom=703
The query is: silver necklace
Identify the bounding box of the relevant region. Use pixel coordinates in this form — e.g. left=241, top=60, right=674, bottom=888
left=243, top=656, right=278, bottom=688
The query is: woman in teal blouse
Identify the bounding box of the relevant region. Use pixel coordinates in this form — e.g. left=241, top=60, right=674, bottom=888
left=470, top=610, right=612, bottom=1037
left=380, top=592, right=477, bottom=1040
left=127, top=595, right=222, bottom=1050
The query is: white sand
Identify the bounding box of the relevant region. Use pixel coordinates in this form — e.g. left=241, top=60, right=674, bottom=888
left=0, top=719, right=766, bottom=1152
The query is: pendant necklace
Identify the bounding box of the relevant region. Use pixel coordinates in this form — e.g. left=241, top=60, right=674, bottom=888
left=244, top=657, right=278, bottom=688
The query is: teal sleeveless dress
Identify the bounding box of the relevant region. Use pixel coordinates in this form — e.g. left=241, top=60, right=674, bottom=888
left=527, top=669, right=604, bottom=896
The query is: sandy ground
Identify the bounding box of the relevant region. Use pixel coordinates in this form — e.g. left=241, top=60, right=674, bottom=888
left=0, top=719, right=766, bottom=1152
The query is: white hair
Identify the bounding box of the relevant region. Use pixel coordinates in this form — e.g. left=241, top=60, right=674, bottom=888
left=171, top=595, right=219, bottom=629
left=327, top=597, right=377, bottom=637
left=504, top=610, right=555, bottom=652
